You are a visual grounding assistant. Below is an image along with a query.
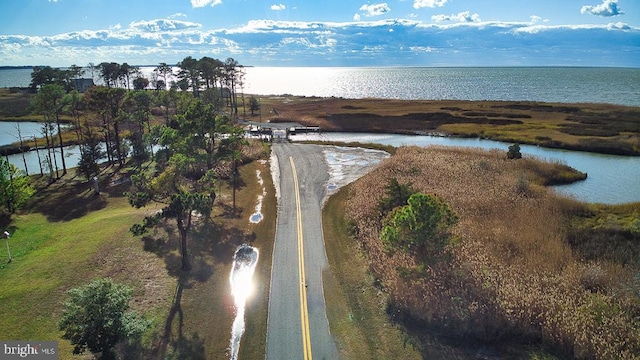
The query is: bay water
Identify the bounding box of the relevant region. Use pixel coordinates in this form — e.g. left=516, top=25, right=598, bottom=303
left=1, top=67, right=639, bottom=204
left=2, top=67, right=639, bottom=106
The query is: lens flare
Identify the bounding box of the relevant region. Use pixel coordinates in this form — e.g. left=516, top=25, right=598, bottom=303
left=229, top=245, right=259, bottom=360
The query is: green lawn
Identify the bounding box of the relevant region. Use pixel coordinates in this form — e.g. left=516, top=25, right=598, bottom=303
left=0, top=155, right=276, bottom=360
left=0, top=186, right=173, bottom=358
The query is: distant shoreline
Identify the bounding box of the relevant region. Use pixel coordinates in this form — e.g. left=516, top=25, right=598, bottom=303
left=0, top=66, right=34, bottom=70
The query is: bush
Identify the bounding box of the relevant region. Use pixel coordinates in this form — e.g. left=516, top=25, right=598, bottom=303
left=507, top=143, right=522, bottom=159
left=58, top=278, right=149, bottom=359
left=380, top=192, right=458, bottom=256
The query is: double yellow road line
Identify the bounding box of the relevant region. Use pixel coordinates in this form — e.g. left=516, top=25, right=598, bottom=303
left=290, top=157, right=313, bottom=360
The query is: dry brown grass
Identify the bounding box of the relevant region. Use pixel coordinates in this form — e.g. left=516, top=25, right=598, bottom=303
left=259, top=96, right=640, bottom=155
left=344, top=146, right=640, bottom=359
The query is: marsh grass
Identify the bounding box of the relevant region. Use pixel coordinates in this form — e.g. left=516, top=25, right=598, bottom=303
left=343, top=145, right=640, bottom=359
left=323, top=188, right=425, bottom=359
left=262, top=96, right=640, bottom=155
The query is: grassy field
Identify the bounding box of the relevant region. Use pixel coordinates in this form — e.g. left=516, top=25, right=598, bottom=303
left=0, top=141, right=276, bottom=359
left=0, top=169, right=174, bottom=358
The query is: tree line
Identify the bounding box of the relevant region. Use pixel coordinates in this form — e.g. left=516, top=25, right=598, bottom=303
left=22, top=57, right=248, bottom=180
left=30, top=56, right=246, bottom=116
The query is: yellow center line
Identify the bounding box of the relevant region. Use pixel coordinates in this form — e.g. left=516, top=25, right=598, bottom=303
left=290, top=156, right=313, bottom=360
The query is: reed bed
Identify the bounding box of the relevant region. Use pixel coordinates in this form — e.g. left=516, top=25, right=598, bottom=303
left=345, top=145, right=640, bottom=359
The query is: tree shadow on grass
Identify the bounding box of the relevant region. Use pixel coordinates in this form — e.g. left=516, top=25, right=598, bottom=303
left=119, top=275, right=206, bottom=360
left=135, top=216, right=257, bottom=358
left=26, top=179, right=108, bottom=222
left=148, top=275, right=206, bottom=360
left=24, top=164, right=139, bottom=222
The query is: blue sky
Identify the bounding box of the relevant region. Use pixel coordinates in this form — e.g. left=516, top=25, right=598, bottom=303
left=0, top=0, right=638, bottom=67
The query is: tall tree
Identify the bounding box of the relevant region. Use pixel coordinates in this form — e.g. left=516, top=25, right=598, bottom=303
left=127, top=100, right=243, bottom=270
left=40, top=121, right=57, bottom=180
left=30, top=66, right=74, bottom=91
left=177, top=56, right=201, bottom=97
left=124, top=91, right=152, bottom=166
left=98, top=62, right=120, bottom=88
left=223, top=58, right=244, bottom=116
left=153, top=62, right=173, bottom=90
left=69, top=64, right=85, bottom=79
left=64, top=90, right=84, bottom=143
left=119, top=63, right=139, bottom=90
left=31, top=84, right=69, bottom=176
left=248, top=97, right=260, bottom=116
left=84, top=86, right=127, bottom=166
left=132, top=76, right=149, bottom=90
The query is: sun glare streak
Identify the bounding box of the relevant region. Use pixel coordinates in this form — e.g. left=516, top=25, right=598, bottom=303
left=229, top=245, right=259, bottom=360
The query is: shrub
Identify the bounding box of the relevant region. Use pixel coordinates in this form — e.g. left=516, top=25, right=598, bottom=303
left=58, top=278, right=149, bottom=359
left=377, top=178, right=415, bottom=217
left=507, top=143, right=522, bottom=159
left=380, top=192, right=458, bottom=256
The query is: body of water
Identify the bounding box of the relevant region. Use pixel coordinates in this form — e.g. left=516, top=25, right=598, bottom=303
left=2, top=67, right=639, bottom=204
left=2, top=66, right=640, bottom=106
left=242, top=67, right=640, bottom=107
left=0, top=121, right=49, bottom=146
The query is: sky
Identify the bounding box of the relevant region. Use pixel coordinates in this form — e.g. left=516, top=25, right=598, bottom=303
left=0, top=0, right=638, bottom=67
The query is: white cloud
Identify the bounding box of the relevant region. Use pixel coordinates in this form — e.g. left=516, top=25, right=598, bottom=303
left=191, top=0, right=222, bottom=8
left=168, top=13, right=188, bottom=19
left=271, top=4, right=286, bottom=11
left=432, top=11, right=480, bottom=23
left=581, top=0, right=624, bottom=17
left=413, top=0, right=447, bottom=9
left=0, top=17, right=638, bottom=67
left=359, top=3, right=391, bottom=17
left=129, top=19, right=202, bottom=32
left=353, top=13, right=361, bottom=21
left=410, top=46, right=436, bottom=53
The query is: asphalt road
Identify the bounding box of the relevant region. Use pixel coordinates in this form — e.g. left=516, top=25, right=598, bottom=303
left=266, top=142, right=340, bottom=360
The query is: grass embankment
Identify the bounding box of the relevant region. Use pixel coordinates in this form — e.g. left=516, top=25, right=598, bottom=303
left=258, top=96, right=640, bottom=155
left=0, top=141, right=275, bottom=360
left=325, top=145, right=640, bottom=359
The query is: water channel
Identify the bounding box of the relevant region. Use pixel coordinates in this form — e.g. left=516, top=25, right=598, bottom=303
left=3, top=121, right=639, bottom=204
left=291, top=132, right=640, bottom=205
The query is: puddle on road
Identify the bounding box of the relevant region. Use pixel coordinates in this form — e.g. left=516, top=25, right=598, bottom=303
left=229, top=245, right=259, bottom=360
left=249, top=169, right=267, bottom=224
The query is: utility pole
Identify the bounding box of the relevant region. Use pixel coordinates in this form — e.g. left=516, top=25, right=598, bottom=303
left=3, top=231, right=11, bottom=263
